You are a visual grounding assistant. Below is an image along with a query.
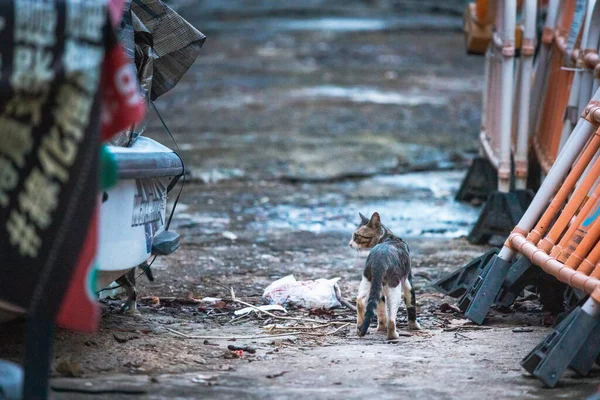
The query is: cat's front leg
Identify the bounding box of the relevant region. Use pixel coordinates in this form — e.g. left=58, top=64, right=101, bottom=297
left=356, top=277, right=370, bottom=335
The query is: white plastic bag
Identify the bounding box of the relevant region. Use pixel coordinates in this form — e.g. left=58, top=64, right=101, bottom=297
left=262, top=274, right=342, bottom=309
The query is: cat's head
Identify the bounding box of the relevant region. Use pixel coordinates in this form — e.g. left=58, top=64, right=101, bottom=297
left=348, top=212, right=384, bottom=250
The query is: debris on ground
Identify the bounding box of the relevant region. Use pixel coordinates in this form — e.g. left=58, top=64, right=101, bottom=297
left=55, top=359, right=83, bottom=378
left=263, top=275, right=342, bottom=309
left=512, top=327, right=534, bottom=333
left=192, top=374, right=219, bottom=386
left=227, top=344, right=257, bottom=354
left=113, top=333, right=140, bottom=343
left=222, top=231, right=238, bottom=241
left=234, top=304, right=287, bottom=316
left=439, top=302, right=461, bottom=313
left=266, top=371, right=288, bottom=379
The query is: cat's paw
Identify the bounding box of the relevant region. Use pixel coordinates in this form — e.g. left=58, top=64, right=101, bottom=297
left=408, top=320, right=422, bottom=330
left=356, top=325, right=364, bottom=337
left=387, top=330, right=400, bottom=340
left=121, top=302, right=142, bottom=317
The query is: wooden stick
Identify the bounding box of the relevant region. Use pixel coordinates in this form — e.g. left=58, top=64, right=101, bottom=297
left=265, top=323, right=332, bottom=331
left=166, top=327, right=304, bottom=340
left=335, top=285, right=357, bottom=312
left=166, top=323, right=351, bottom=340
left=231, top=298, right=347, bottom=325
left=306, top=323, right=350, bottom=336
left=443, top=326, right=492, bottom=332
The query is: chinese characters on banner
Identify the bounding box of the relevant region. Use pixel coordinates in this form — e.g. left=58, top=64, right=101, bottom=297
left=0, top=0, right=144, bottom=331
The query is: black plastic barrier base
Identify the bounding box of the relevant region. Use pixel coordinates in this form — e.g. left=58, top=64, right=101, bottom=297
left=458, top=254, right=513, bottom=324
left=521, top=306, right=597, bottom=388
left=569, top=317, right=600, bottom=376
left=431, top=249, right=499, bottom=298
left=455, top=157, right=498, bottom=204
left=494, top=256, right=539, bottom=309
left=467, top=190, right=534, bottom=245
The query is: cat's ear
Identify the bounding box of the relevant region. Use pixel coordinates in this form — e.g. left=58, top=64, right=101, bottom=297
left=359, top=212, right=369, bottom=225
left=368, top=212, right=381, bottom=228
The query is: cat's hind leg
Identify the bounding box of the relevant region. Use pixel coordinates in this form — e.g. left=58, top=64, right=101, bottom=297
left=356, top=276, right=371, bottom=335
left=383, top=285, right=402, bottom=340
left=376, top=297, right=387, bottom=332
left=402, top=277, right=421, bottom=330
left=117, top=269, right=140, bottom=316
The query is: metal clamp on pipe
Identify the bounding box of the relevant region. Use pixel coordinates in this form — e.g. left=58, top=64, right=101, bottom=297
left=581, top=100, right=600, bottom=125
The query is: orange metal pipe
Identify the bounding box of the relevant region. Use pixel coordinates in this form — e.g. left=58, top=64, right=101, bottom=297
left=536, top=131, right=600, bottom=250
left=558, top=0, right=577, bottom=35
left=562, top=196, right=600, bottom=262
left=533, top=38, right=574, bottom=174
left=551, top=184, right=600, bottom=261
left=578, top=242, right=600, bottom=276
left=509, top=233, right=600, bottom=295
left=591, top=260, right=600, bottom=279
left=532, top=1, right=577, bottom=174
left=565, top=217, right=600, bottom=269
left=474, top=0, right=489, bottom=25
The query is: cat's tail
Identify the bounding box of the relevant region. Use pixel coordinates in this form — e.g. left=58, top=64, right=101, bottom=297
left=358, top=270, right=383, bottom=337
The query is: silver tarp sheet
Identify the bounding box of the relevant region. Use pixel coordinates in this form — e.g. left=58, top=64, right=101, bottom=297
left=108, top=0, right=205, bottom=146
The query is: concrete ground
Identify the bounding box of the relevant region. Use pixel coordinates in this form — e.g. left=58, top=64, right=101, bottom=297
left=1, top=1, right=599, bottom=398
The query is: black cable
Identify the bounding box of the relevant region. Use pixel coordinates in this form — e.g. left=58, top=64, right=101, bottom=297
left=96, top=255, right=157, bottom=294
left=152, top=100, right=185, bottom=231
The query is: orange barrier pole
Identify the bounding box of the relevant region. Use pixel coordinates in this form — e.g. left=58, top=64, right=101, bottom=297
left=528, top=129, right=600, bottom=245
left=551, top=182, right=600, bottom=261
left=565, top=215, right=600, bottom=269
left=577, top=241, right=600, bottom=275
left=474, top=0, right=489, bottom=25
left=534, top=41, right=574, bottom=173
left=540, top=153, right=600, bottom=253
left=533, top=0, right=577, bottom=174
left=561, top=191, right=600, bottom=262
left=590, top=258, right=600, bottom=278
left=533, top=131, right=600, bottom=249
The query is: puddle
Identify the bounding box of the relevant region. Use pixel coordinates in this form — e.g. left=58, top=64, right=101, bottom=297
left=288, top=85, right=447, bottom=106
left=272, top=18, right=389, bottom=32
left=370, top=171, right=467, bottom=198
left=199, top=16, right=461, bottom=33
left=248, top=171, right=479, bottom=238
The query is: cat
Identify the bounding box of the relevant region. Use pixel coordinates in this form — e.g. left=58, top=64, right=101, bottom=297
left=349, top=212, right=421, bottom=340
left=115, top=261, right=154, bottom=315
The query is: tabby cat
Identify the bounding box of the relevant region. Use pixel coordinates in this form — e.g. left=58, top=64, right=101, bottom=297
left=349, top=212, right=421, bottom=340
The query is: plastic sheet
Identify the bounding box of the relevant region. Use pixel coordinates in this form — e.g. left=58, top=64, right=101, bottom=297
left=262, top=275, right=342, bottom=310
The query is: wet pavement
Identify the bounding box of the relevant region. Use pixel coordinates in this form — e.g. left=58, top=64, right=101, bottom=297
left=1, top=0, right=600, bottom=398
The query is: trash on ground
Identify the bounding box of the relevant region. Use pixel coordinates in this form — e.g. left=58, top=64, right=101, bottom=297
left=440, top=303, right=461, bottom=313
left=222, top=231, right=238, bottom=241
left=192, top=374, right=219, bottom=385
left=262, top=275, right=342, bottom=309
left=512, top=327, right=534, bottom=333
left=55, top=359, right=83, bottom=377
left=113, top=333, right=139, bottom=343
left=227, top=344, right=257, bottom=354
left=201, top=297, right=223, bottom=304
left=234, top=304, right=287, bottom=316
left=266, top=371, right=288, bottom=379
